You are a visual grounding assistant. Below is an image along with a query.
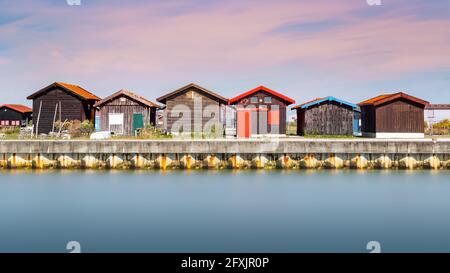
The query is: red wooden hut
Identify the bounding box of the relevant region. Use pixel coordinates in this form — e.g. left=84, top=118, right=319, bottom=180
left=229, top=86, right=295, bottom=138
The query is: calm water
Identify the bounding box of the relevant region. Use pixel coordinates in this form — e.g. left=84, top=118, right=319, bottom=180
left=0, top=169, right=450, bottom=253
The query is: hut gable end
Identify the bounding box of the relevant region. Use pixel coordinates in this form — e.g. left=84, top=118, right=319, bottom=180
left=157, top=84, right=228, bottom=135
left=31, top=87, right=87, bottom=134
left=230, top=86, right=294, bottom=137
left=375, top=99, right=425, bottom=133
left=95, top=90, right=158, bottom=136
left=27, top=82, right=100, bottom=134
left=359, top=92, right=429, bottom=137
left=294, top=99, right=356, bottom=136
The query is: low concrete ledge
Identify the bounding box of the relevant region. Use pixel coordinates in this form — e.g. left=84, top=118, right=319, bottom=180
left=0, top=139, right=449, bottom=154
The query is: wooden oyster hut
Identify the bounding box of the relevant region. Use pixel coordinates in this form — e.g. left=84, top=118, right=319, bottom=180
left=293, top=96, right=359, bottom=136
left=0, top=104, right=32, bottom=127
left=229, top=86, right=295, bottom=138
left=358, top=92, right=429, bottom=138
left=156, top=83, right=228, bottom=135
left=27, top=82, right=100, bottom=134
left=94, top=89, right=160, bottom=136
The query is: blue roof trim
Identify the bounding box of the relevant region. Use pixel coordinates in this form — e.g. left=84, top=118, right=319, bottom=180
left=301, top=96, right=359, bottom=111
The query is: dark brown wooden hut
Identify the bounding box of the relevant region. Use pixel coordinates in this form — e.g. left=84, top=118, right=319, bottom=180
left=156, top=83, right=228, bottom=135
left=229, top=86, right=295, bottom=137
left=0, top=104, right=32, bottom=127
left=94, top=89, right=160, bottom=136
left=292, top=96, right=359, bottom=136
left=358, top=92, right=429, bottom=138
left=27, top=82, right=100, bottom=134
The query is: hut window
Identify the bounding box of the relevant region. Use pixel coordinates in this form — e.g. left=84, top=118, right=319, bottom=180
left=120, top=97, right=126, bottom=102
left=264, top=97, right=272, bottom=103
left=250, top=97, right=258, bottom=103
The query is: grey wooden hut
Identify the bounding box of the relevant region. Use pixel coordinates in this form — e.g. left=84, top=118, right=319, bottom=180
left=156, top=83, right=228, bottom=135
left=94, top=89, right=160, bottom=136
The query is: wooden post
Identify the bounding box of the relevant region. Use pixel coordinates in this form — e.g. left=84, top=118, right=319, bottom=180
left=35, top=100, right=43, bottom=138
left=58, top=101, right=62, bottom=135
left=52, top=103, right=59, bottom=133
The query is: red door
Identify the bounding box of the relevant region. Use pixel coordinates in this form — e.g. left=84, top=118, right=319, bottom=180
left=237, top=109, right=251, bottom=138
left=244, top=111, right=250, bottom=138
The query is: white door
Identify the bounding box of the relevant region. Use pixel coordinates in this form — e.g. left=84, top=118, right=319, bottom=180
left=109, top=113, right=124, bottom=135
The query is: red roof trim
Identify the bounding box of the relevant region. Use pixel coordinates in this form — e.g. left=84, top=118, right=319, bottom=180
left=0, top=104, right=32, bottom=114
left=229, top=86, right=295, bottom=105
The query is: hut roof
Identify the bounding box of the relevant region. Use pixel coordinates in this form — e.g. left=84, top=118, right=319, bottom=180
left=94, top=89, right=160, bottom=108
left=156, top=83, right=228, bottom=104
left=27, top=82, right=100, bottom=101
left=229, top=86, right=295, bottom=105
left=292, top=96, right=358, bottom=111
left=358, top=92, right=429, bottom=107
left=0, top=104, right=32, bottom=114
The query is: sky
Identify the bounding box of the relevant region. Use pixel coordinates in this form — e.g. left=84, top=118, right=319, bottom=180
left=0, top=0, right=449, bottom=109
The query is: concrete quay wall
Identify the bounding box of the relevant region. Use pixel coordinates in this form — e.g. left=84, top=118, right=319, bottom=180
left=0, top=139, right=449, bottom=170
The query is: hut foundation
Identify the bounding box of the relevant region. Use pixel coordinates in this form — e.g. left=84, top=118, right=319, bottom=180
left=0, top=140, right=449, bottom=170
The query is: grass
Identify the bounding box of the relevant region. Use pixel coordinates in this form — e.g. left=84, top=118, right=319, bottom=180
left=425, top=135, right=450, bottom=139
left=286, top=122, right=297, bottom=136
left=302, top=134, right=356, bottom=139
left=0, top=127, right=21, bottom=140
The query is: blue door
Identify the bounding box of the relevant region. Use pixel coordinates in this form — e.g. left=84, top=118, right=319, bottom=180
left=95, top=116, right=101, bottom=132
left=353, top=112, right=361, bottom=136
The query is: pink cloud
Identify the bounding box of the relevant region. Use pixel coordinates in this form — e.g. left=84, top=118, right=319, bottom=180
left=1, top=0, right=450, bottom=85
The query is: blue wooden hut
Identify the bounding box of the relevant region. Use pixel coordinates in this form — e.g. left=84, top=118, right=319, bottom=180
left=293, top=96, right=361, bottom=136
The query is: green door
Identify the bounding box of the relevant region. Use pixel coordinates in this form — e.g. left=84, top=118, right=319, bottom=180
left=133, top=113, right=144, bottom=135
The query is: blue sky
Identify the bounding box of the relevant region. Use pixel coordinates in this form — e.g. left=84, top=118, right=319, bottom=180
left=0, top=0, right=449, bottom=109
